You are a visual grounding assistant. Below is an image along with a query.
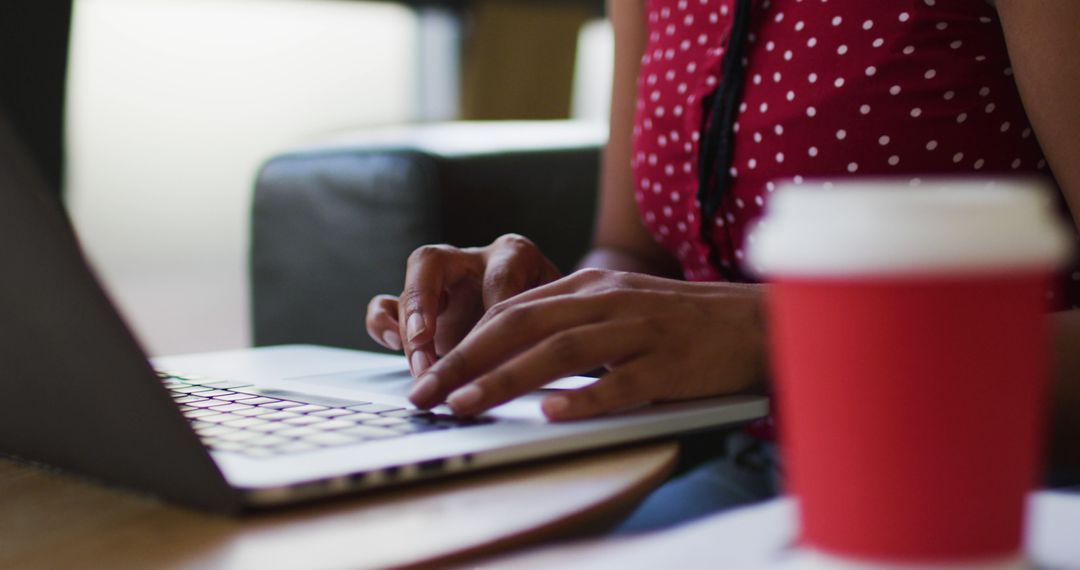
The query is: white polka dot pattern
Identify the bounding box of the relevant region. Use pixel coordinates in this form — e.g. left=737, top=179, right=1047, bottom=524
left=632, top=0, right=1056, bottom=292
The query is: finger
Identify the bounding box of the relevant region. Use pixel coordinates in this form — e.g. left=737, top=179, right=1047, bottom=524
left=399, top=245, right=483, bottom=376
left=541, top=362, right=654, bottom=421
left=430, top=280, right=487, bottom=356
left=407, top=342, right=435, bottom=379
left=443, top=319, right=649, bottom=416
left=408, top=291, right=622, bottom=408
left=432, top=308, right=481, bottom=357
left=473, top=268, right=612, bottom=331
left=399, top=245, right=481, bottom=346
left=408, top=285, right=638, bottom=406
left=480, top=234, right=561, bottom=308
left=366, top=295, right=402, bottom=350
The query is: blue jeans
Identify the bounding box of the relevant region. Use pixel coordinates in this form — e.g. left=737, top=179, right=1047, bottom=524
left=613, top=429, right=782, bottom=535
left=614, top=432, right=1080, bottom=535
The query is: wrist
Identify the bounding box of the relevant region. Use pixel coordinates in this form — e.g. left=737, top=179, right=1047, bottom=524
left=579, top=246, right=681, bottom=277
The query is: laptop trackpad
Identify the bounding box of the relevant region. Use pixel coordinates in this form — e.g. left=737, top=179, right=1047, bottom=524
left=287, top=366, right=415, bottom=398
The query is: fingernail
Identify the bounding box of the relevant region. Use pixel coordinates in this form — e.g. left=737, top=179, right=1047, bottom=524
left=406, top=313, right=426, bottom=342
left=382, top=330, right=402, bottom=351
left=447, top=385, right=483, bottom=414
left=410, top=351, right=431, bottom=376
left=409, top=374, right=439, bottom=406
left=542, top=395, right=569, bottom=418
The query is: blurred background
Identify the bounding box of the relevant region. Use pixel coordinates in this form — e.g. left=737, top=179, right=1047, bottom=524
left=57, top=0, right=614, bottom=356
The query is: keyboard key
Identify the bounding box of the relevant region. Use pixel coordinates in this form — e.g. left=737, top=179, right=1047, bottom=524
left=313, top=420, right=356, bottom=431
left=212, top=403, right=254, bottom=413
left=173, top=386, right=212, bottom=394
left=190, top=421, right=215, bottom=430
left=278, top=426, right=320, bottom=438
left=365, top=417, right=407, bottom=427
left=178, top=405, right=196, bottom=412
left=174, top=385, right=213, bottom=393
left=287, top=404, right=329, bottom=414
left=198, top=425, right=240, bottom=437
left=236, top=388, right=365, bottom=408
left=239, top=397, right=280, bottom=405
left=215, top=393, right=257, bottom=402
left=260, top=411, right=301, bottom=421
left=223, top=417, right=269, bottom=428
left=340, top=425, right=398, bottom=439
left=207, top=441, right=248, bottom=452
left=248, top=435, right=289, bottom=447
left=275, top=441, right=319, bottom=453
left=283, top=416, right=325, bottom=426
left=197, top=390, right=235, bottom=397
left=261, top=401, right=302, bottom=410
left=232, top=407, right=274, bottom=417
left=382, top=409, right=433, bottom=418
left=241, top=448, right=277, bottom=458
left=249, top=422, right=291, bottom=433
left=303, top=432, right=359, bottom=447
left=187, top=399, right=229, bottom=409
left=311, top=409, right=353, bottom=418
left=200, top=413, right=245, bottom=424
left=183, top=409, right=222, bottom=419
left=174, top=396, right=209, bottom=404
left=347, top=403, right=403, bottom=414
left=218, top=431, right=260, bottom=442
left=338, top=412, right=380, bottom=422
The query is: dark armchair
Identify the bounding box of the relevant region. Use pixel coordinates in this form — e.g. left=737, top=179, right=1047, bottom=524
left=250, top=121, right=605, bottom=352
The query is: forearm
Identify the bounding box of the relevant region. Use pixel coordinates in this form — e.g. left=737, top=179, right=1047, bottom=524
left=586, top=0, right=680, bottom=280
left=1050, top=310, right=1080, bottom=476
left=995, top=0, right=1080, bottom=477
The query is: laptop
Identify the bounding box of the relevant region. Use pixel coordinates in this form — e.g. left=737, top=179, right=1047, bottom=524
left=0, top=110, right=768, bottom=513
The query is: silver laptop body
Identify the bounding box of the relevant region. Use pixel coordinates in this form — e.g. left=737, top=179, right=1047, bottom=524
left=0, top=108, right=768, bottom=512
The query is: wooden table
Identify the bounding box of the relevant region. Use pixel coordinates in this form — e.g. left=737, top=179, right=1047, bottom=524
left=0, top=442, right=677, bottom=570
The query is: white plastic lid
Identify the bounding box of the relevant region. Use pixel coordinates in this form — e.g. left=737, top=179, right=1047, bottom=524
left=747, top=178, right=1073, bottom=277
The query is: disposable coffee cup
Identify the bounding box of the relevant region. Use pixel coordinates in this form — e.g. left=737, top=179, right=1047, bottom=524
left=747, top=179, right=1071, bottom=567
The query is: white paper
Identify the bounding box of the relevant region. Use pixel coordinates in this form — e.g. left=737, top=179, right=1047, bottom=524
left=484, top=491, right=1080, bottom=569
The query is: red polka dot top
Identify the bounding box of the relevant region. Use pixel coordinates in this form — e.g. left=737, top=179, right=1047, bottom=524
left=632, top=0, right=1080, bottom=306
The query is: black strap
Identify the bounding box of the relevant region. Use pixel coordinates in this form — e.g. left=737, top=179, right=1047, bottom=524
left=697, top=0, right=753, bottom=278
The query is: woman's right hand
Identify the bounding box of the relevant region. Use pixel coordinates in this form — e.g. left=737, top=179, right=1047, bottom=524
left=365, top=234, right=562, bottom=377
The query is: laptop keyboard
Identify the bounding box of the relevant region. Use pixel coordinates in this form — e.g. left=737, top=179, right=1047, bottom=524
left=158, top=372, right=493, bottom=459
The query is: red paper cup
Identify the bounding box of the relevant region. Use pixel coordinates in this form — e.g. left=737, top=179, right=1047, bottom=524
left=747, top=179, right=1071, bottom=567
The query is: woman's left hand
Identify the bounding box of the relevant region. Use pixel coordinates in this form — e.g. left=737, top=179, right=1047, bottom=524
left=407, top=268, right=768, bottom=421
